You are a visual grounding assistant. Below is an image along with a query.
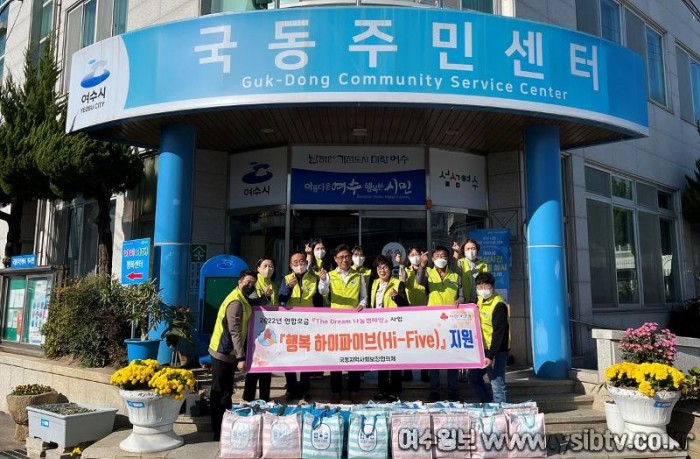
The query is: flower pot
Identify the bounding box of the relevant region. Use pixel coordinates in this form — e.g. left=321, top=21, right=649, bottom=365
left=5, top=391, right=59, bottom=441
left=607, top=385, right=680, bottom=447
left=118, top=389, right=186, bottom=453
left=604, top=401, right=625, bottom=436
left=124, top=339, right=160, bottom=362
left=27, top=403, right=118, bottom=448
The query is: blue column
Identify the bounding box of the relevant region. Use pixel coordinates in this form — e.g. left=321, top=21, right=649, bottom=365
left=152, top=124, right=196, bottom=364
left=524, top=125, right=571, bottom=379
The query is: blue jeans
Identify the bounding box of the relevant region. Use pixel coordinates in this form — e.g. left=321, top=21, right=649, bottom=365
left=430, top=369, right=459, bottom=394
left=467, top=352, right=508, bottom=403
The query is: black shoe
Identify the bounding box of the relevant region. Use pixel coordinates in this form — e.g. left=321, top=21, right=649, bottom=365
left=428, top=391, right=440, bottom=403
left=373, top=392, right=388, bottom=401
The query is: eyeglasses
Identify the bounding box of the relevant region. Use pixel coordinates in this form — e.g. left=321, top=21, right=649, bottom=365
left=336, top=254, right=352, bottom=260
left=376, top=265, right=390, bottom=271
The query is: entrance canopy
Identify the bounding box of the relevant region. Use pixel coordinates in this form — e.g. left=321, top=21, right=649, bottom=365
left=66, top=6, right=648, bottom=152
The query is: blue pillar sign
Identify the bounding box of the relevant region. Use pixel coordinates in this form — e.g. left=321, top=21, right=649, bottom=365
left=121, top=238, right=151, bottom=285
left=10, top=254, right=36, bottom=269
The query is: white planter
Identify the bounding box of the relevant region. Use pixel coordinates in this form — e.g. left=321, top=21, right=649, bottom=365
left=607, top=385, right=680, bottom=448
left=604, top=401, right=625, bottom=436
left=118, top=389, right=186, bottom=453
left=27, top=403, right=118, bottom=448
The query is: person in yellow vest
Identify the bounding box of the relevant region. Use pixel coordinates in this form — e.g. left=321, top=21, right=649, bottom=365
left=351, top=245, right=372, bottom=289
left=317, top=244, right=367, bottom=403
left=415, top=245, right=464, bottom=402
left=371, top=255, right=408, bottom=401
left=305, top=238, right=332, bottom=275
left=467, top=272, right=509, bottom=403
left=242, top=257, right=278, bottom=403
left=452, top=238, right=490, bottom=303
left=208, top=269, right=257, bottom=441
left=278, top=252, right=329, bottom=401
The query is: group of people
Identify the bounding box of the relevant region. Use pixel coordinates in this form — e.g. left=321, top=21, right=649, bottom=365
left=208, top=238, right=510, bottom=441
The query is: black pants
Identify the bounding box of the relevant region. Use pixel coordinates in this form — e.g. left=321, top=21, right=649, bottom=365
left=378, top=370, right=402, bottom=397
left=330, top=371, right=361, bottom=394
left=210, top=357, right=235, bottom=438
left=242, top=372, right=272, bottom=402
left=285, top=372, right=310, bottom=397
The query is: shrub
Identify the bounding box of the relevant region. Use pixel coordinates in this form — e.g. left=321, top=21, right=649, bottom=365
left=619, top=322, right=677, bottom=365
left=42, top=274, right=132, bottom=367
left=9, top=384, right=54, bottom=395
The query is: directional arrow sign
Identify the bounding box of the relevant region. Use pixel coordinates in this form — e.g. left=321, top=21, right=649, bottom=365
left=121, top=238, right=150, bottom=285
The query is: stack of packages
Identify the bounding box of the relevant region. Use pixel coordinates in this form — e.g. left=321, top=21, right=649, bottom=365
left=219, top=400, right=546, bottom=458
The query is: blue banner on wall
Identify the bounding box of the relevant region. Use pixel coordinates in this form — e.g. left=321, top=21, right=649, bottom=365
left=470, top=228, right=511, bottom=301
left=121, top=238, right=151, bottom=285
left=291, top=169, right=425, bottom=205
left=68, top=7, right=648, bottom=137
left=10, top=254, right=36, bottom=269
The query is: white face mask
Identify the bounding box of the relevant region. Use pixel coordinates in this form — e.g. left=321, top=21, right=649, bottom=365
left=477, top=288, right=493, bottom=299
left=465, top=249, right=477, bottom=261
left=259, top=267, right=273, bottom=278
left=433, top=258, right=448, bottom=269
left=409, top=255, right=421, bottom=266
left=314, top=249, right=326, bottom=260
left=352, top=256, right=365, bottom=267
left=292, top=264, right=307, bottom=275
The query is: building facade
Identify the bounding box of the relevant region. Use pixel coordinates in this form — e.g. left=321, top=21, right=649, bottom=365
left=0, top=0, right=698, bottom=372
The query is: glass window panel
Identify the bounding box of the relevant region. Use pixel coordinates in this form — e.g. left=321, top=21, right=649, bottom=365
left=82, top=0, right=97, bottom=48
left=612, top=175, right=633, bottom=200
left=66, top=206, right=83, bottom=276
left=676, top=46, right=695, bottom=123
left=231, top=210, right=287, bottom=280
left=613, top=207, right=638, bottom=303
left=646, top=27, right=666, bottom=105
left=600, top=0, right=621, bottom=44
left=587, top=199, right=617, bottom=308
left=112, top=0, right=128, bottom=35
left=211, top=0, right=251, bottom=13
left=636, top=182, right=657, bottom=209
left=624, top=9, right=645, bottom=56
left=430, top=211, right=485, bottom=253
left=40, top=1, right=53, bottom=40
left=638, top=212, right=663, bottom=304
left=79, top=202, right=99, bottom=276
left=462, top=0, right=493, bottom=13
left=660, top=219, right=678, bottom=302
left=691, top=61, right=700, bottom=122
left=0, top=6, right=8, bottom=58
left=585, top=167, right=611, bottom=197
left=658, top=191, right=673, bottom=210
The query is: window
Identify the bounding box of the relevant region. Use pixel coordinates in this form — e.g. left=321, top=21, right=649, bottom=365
left=64, top=0, right=129, bottom=91
left=676, top=45, right=700, bottom=124
left=0, top=5, right=8, bottom=81
left=36, top=0, right=53, bottom=61
left=462, top=0, right=493, bottom=13
left=201, top=0, right=271, bottom=14
left=576, top=2, right=667, bottom=106
left=585, top=166, right=680, bottom=308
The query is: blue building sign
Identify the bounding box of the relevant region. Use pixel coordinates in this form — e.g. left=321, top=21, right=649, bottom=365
left=121, top=238, right=150, bottom=285
left=470, top=228, right=511, bottom=301
left=10, top=254, right=36, bottom=269
left=67, top=7, right=648, bottom=137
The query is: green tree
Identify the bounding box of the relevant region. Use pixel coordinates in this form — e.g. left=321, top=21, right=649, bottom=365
left=0, top=44, right=58, bottom=266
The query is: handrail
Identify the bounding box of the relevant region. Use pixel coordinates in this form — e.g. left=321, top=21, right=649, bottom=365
left=569, top=318, right=616, bottom=330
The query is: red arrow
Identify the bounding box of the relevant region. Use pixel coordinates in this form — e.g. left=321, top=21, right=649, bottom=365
left=126, top=272, right=144, bottom=280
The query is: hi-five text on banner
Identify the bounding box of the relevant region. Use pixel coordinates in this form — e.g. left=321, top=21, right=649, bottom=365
left=246, top=305, right=485, bottom=373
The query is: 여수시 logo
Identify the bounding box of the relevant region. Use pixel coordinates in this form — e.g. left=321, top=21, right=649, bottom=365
left=242, top=162, right=273, bottom=184
left=80, top=59, right=111, bottom=88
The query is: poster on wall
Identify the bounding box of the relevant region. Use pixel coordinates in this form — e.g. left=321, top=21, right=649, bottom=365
left=27, top=278, right=50, bottom=345
left=429, top=149, right=486, bottom=210
left=229, top=147, right=287, bottom=209
left=470, top=228, right=511, bottom=301
left=291, top=147, right=425, bottom=205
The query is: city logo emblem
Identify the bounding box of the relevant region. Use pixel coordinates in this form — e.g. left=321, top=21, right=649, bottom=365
left=258, top=328, right=277, bottom=346
left=80, top=59, right=110, bottom=88
left=242, top=162, right=273, bottom=184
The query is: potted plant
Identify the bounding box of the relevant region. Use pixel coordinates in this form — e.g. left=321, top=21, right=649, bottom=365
left=123, top=280, right=169, bottom=362
left=603, top=323, right=685, bottom=447
left=161, top=306, right=196, bottom=368
left=6, top=384, right=59, bottom=441
left=26, top=402, right=118, bottom=448
left=109, top=359, right=196, bottom=453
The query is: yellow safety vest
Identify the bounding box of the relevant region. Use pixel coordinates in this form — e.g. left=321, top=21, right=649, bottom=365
left=458, top=258, right=489, bottom=303
left=255, top=274, right=279, bottom=306
left=328, top=270, right=362, bottom=309
left=208, top=287, right=252, bottom=357
left=352, top=265, right=372, bottom=292
left=283, top=271, right=319, bottom=306
left=426, top=267, right=460, bottom=306
left=370, top=277, right=402, bottom=308
left=405, top=265, right=427, bottom=306
left=477, top=293, right=510, bottom=351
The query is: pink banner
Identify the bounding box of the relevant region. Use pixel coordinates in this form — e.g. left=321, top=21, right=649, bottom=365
left=246, top=304, right=485, bottom=373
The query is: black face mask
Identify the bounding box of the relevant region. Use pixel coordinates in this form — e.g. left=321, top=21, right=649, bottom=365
left=241, top=284, right=255, bottom=297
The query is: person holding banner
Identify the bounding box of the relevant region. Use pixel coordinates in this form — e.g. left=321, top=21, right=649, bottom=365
left=242, top=257, right=279, bottom=403
left=318, top=244, right=367, bottom=403
left=371, top=255, right=409, bottom=401
left=278, top=252, right=329, bottom=401
left=208, top=269, right=258, bottom=441
left=468, top=272, right=510, bottom=403
left=415, top=246, right=464, bottom=402
left=452, top=238, right=490, bottom=303
left=396, top=246, right=429, bottom=382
